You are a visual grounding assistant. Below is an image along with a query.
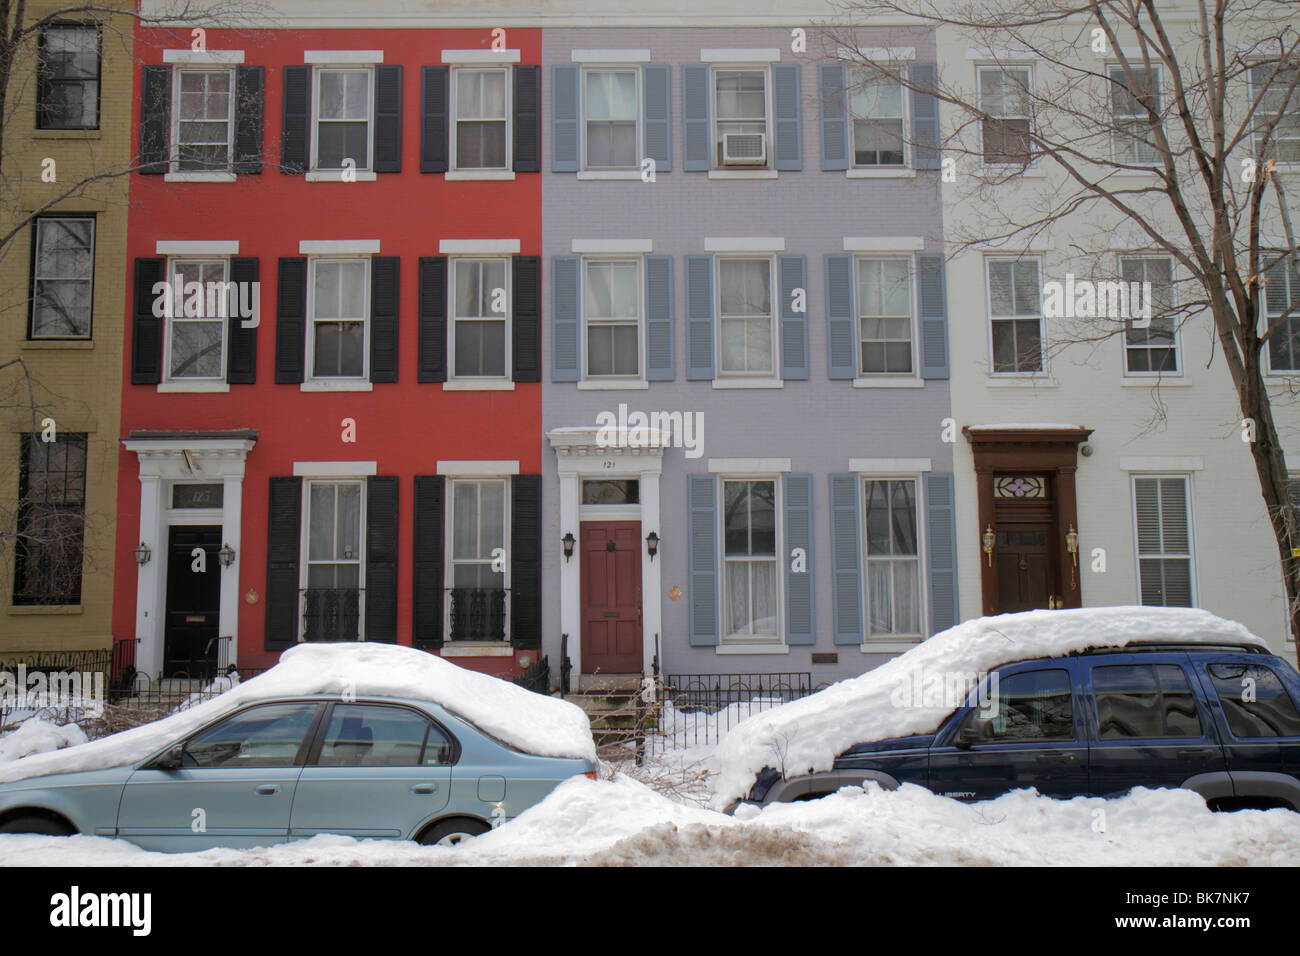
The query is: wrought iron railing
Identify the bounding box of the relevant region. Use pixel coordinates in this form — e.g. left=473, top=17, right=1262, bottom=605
left=446, top=587, right=507, bottom=642
left=650, top=671, right=815, bottom=753
left=301, top=587, right=363, bottom=642
left=512, top=655, right=550, bottom=694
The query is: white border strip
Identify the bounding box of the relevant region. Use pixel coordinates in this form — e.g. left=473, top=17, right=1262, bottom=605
left=305, top=50, right=384, bottom=64
left=442, top=49, right=521, bottom=64
left=439, top=239, right=521, bottom=254
left=966, top=47, right=1039, bottom=61
left=708, top=458, right=792, bottom=473
left=163, top=49, right=245, bottom=64
left=701, top=48, right=781, bottom=63
left=293, top=461, right=378, bottom=477
left=844, top=236, right=926, bottom=252
left=572, top=239, right=653, bottom=254
left=837, top=46, right=916, bottom=61
left=156, top=240, right=239, bottom=255
left=849, top=458, right=933, bottom=473
left=299, top=239, right=380, bottom=254
left=436, top=460, right=521, bottom=476
left=572, top=49, right=651, bottom=63
left=1119, top=456, right=1205, bottom=471
left=704, top=237, right=785, bottom=252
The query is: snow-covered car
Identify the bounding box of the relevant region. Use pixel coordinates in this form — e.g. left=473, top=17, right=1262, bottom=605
left=718, top=607, right=1300, bottom=812
left=0, top=643, right=597, bottom=851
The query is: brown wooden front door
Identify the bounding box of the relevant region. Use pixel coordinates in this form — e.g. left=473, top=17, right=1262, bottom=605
left=580, top=521, right=642, bottom=673
left=994, top=523, right=1055, bottom=612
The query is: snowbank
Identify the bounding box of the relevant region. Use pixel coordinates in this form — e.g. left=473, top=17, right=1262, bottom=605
left=0, top=720, right=87, bottom=763
left=0, top=643, right=593, bottom=784
left=714, top=606, right=1267, bottom=808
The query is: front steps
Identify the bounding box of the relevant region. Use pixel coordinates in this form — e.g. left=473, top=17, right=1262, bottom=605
left=564, top=674, right=659, bottom=750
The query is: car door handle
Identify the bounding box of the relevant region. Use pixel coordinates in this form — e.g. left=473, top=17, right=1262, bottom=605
left=1177, top=749, right=1213, bottom=759
left=1034, top=753, right=1077, bottom=764
left=410, top=784, right=439, bottom=794
left=254, top=784, right=281, bottom=795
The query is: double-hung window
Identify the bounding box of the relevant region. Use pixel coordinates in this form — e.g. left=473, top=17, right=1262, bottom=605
left=979, top=66, right=1031, bottom=165
left=713, top=68, right=769, bottom=168
left=302, top=480, right=364, bottom=641
left=172, top=69, right=233, bottom=171
left=309, top=258, right=369, bottom=381
left=848, top=66, right=905, bottom=167
left=452, top=259, right=509, bottom=380
left=583, top=69, right=639, bottom=170
left=314, top=68, right=372, bottom=171
left=1110, top=65, right=1163, bottom=165
left=721, top=479, right=780, bottom=642
left=863, top=478, right=922, bottom=638
left=447, top=478, right=509, bottom=642
left=1266, top=257, right=1300, bottom=373
left=452, top=68, right=509, bottom=170
left=164, top=259, right=228, bottom=382
left=1133, top=475, right=1195, bottom=607
left=857, top=257, right=914, bottom=375
left=986, top=256, right=1043, bottom=373
left=1120, top=255, right=1177, bottom=374
left=1251, top=63, right=1300, bottom=164
left=584, top=258, right=641, bottom=379
left=13, top=433, right=87, bottom=606
left=29, top=216, right=94, bottom=340
left=717, top=257, right=775, bottom=377
left=36, top=23, right=100, bottom=129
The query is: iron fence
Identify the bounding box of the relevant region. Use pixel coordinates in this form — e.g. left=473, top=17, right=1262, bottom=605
left=651, top=672, right=814, bottom=753
left=511, top=655, right=549, bottom=694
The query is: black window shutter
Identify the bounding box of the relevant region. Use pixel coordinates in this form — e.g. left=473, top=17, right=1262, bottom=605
left=139, top=66, right=171, bottom=174
left=513, top=65, right=541, bottom=173
left=281, top=65, right=311, bottom=174
left=131, top=258, right=165, bottom=384
left=420, top=66, right=449, bottom=173
left=512, top=255, right=541, bottom=382
left=418, top=256, right=448, bottom=382
left=412, top=475, right=445, bottom=648
left=373, top=64, right=403, bottom=173
left=510, top=474, right=541, bottom=649
left=275, top=257, right=307, bottom=383
left=365, top=475, right=400, bottom=643
left=265, top=476, right=302, bottom=650
left=370, top=256, right=400, bottom=382
left=227, top=257, right=258, bottom=384
left=234, top=65, right=264, bottom=174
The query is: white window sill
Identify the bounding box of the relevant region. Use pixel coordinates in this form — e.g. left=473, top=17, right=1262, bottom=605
left=306, top=170, right=377, bottom=182
left=712, top=377, right=783, bottom=389
left=165, top=171, right=236, bottom=183
left=846, top=167, right=915, bottom=179
left=577, top=379, right=650, bottom=390
left=443, top=380, right=516, bottom=391
left=981, top=163, right=1046, bottom=178
left=715, top=642, right=790, bottom=655
left=158, top=381, right=231, bottom=393
left=861, top=640, right=922, bottom=654
left=300, top=380, right=374, bottom=392
left=1120, top=376, right=1189, bottom=387
left=22, top=339, right=93, bottom=350
left=440, top=642, right=514, bottom=657
left=984, top=375, right=1057, bottom=387
left=446, top=169, right=516, bottom=181
left=852, top=377, right=924, bottom=388
left=708, top=168, right=778, bottom=179
left=577, top=169, right=643, bottom=180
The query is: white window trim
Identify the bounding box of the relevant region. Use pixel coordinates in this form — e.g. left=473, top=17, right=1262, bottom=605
left=701, top=49, right=782, bottom=63
left=844, top=237, right=924, bottom=252
left=444, top=477, right=512, bottom=644
left=854, top=254, right=921, bottom=381
left=168, top=66, right=235, bottom=176
left=305, top=256, right=371, bottom=386
left=572, top=239, right=652, bottom=254
left=1247, top=61, right=1300, bottom=168
left=163, top=50, right=245, bottom=64
left=1264, top=260, right=1300, bottom=377
left=445, top=170, right=516, bottom=181
left=442, top=49, right=521, bottom=64
left=572, top=49, right=652, bottom=64
left=310, top=66, right=375, bottom=173
left=580, top=65, right=642, bottom=173
left=305, top=51, right=384, bottom=65
left=708, top=458, right=792, bottom=473
left=710, top=63, right=773, bottom=172
left=300, top=240, right=380, bottom=255
left=581, top=255, right=645, bottom=384
left=437, top=460, right=521, bottom=476
left=293, top=461, right=378, bottom=477
left=985, top=254, right=1048, bottom=377
left=705, top=237, right=785, bottom=252
left=860, top=474, right=928, bottom=644
left=448, top=256, right=512, bottom=385
left=846, top=62, right=910, bottom=171
left=714, top=254, right=779, bottom=381
left=1108, top=62, right=1164, bottom=168
left=165, top=171, right=236, bottom=183
left=976, top=63, right=1036, bottom=170
left=851, top=458, right=932, bottom=473
left=1130, top=472, right=1198, bottom=608
left=30, top=217, right=95, bottom=341
left=838, top=46, right=916, bottom=61
left=161, top=257, right=230, bottom=389
left=298, top=478, right=367, bottom=642
left=1119, top=252, right=1182, bottom=379
left=439, top=239, right=519, bottom=255
left=1119, top=456, right=1204, bottom=472
left=717, top=475, right=785, bottom=646
left=450, top=65, right=512, bottom=174
left=157, top=240, right=239, bottom=256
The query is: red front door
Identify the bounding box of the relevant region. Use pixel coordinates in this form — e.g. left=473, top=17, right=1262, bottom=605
left=580, top=521, right=642, bottom=674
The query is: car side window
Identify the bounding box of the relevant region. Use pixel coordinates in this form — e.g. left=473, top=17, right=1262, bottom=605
left=968, top=667, right=1074, bottom=742
left=315, top=704, right=451, bottom=768
left=1092, top=664, right=1203, bottom=739
left=1207, top=663, right=1300, bottom=739
left=184, top=702, right=319, bottom=769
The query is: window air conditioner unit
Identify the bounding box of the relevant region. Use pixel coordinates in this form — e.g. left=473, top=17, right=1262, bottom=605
left=722, top=132, right=767, bottom=166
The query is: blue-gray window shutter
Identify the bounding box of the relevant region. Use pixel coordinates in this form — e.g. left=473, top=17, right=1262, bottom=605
left=552, top=65, right=579, bottom=172
left=819, top=62, right=849, bottom=171
left=139, top=65, right=171, bottom=174
left=826, top=254, right=856, bottom=379
left=772, top=63, right=802, bottom=170
left=645, top=254, right=674, bottom=381
left=373, top=65, right=402, bottom=173
left=685, top=254, right=714, bottom=379
left=364, top=475, right=399, bottom=641
left=688, top=474, right=719, bottom=646
left=917, top=252, right=949, bottom=379
left=682, top=65, right=710, bottom=171
left=551, top=256, right=580, bottom=381
left=910, top=62, right=940, bottom=171
left=925, top=472, right=958, bottom=634
left=779, top=254, right=808, bottom=379
left=643, top=64, right=671, bottom=172
left=784, top=473, right=815, bottom=645
left=830, top=473, right=862, bottom=645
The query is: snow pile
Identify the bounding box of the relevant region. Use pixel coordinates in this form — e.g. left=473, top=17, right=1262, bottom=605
left=0, top=720, right=87, bottom=763
left=714, top=606, right=1266, bottom=808
left=0, top=643, right=594, bottom=784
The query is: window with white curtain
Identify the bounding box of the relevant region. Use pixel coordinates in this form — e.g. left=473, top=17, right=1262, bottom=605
left=848, top=66, right=905, bottom=167
left=863, top=478, right=921, bottom=638
left=165, top=258, right=228, bottom=381
left=453, top=68, right=508, bottom=170
left=717, top=257, right=775, bottom=376
left=584, top=258, right=640, bottom=378
left=173, top=69, right=233, bottom=171
left=452, top=258, right=509, bottom=379
left=302, top=480, right=364, bottom=641
left=447, top=479, right=509, bottom=642
left=858, top=257, right=914, bottom=374
left=584, top=69, right=638, bottom=169
left=309, top=258, right=368, bottom=380
left=722, top=479, right=780, bottom=641
left=314, top=68, right=372, bottom=170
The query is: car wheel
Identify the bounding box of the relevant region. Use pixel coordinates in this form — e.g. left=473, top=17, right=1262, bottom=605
left=419, top=818, right=490, bottom=847
left=0, top=814, right=75, bottom=836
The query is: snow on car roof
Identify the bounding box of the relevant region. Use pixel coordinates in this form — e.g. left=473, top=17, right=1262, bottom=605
left=713, top=606, right=1267, bottom=809
left=0, top=643, right=595, bottom=784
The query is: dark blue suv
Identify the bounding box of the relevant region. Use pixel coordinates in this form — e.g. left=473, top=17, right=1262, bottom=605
left=741, top=643, right=1300, bottom=810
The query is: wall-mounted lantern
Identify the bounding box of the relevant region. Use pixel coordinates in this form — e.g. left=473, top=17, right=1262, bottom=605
left=218, top=544, right=237, bottom=567
left=982, top=526, right=995, bottom=567
left=645, top=531, right=659, bottom=561
left=134, top=541, right=152, bottom=566
left=561, top=532, right=576, bottom=562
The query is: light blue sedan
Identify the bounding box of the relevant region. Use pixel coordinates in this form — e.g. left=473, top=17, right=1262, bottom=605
left=0, top=694, right=597, bottom=851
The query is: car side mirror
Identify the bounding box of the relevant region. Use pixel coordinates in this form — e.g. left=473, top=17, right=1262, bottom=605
left=148, top=745, right=185, bottom=770
left=954, top=717, right=992, bottom=750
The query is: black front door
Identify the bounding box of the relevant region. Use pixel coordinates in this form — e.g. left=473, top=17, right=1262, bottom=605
left=164, top=525, right=221, bottom=679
